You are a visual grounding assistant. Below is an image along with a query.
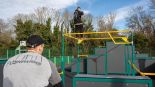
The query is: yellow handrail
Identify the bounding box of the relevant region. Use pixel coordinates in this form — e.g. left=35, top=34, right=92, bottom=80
left=78, top=55, right=88, bottom=57
left=128, top=60, right=155, bottom=76
left=128, top=60, right=145, bottom=76
left=64, top=34, right=79, bottom=40
left=108, top=32, right=116, bottom=44
left=64, top=30, right=131, bottom=44
left=64, top=30, right=129, bottom=35
left=143, top=73, right=155, bottom=76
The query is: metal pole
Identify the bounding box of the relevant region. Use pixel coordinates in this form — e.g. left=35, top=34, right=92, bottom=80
left=124, top=45, right=127, bottom=75
left=67, top=56, right=70, bottom=64
left=48, top=49, right=50, bottom=59
left=126, top=45, right=131, bottom=75
left=131, top=30, right=135, bottom=76
left=77, top=44, right=80, bottom=74
left=61, top=27, right=65, bottom=86
left=7, top=49, right=9, bottom=59
left=54, top=57, right=57, bottom=65
left=104, top=42, right=108, bottom=75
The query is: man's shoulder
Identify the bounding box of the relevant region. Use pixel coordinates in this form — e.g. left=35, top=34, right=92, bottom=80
left=7, top=54, right=21, bottom=60
left=41, top=55, right=49, bottom=61
left=7, top=52, right=48, bottom=61
left=26, top=52, right=49, bottom=61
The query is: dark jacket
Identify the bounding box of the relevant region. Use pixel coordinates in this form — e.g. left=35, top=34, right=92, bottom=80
left=74, top=10, right=84, bottom=24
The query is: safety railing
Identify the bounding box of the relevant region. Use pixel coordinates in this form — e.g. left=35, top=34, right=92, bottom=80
left=129, top=60, right=155, bottom=76
left=64, top=30, right=132, bottom=44
left=0, top=49, right=74, bottom=66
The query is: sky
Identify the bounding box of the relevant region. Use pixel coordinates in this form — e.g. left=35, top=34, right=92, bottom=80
left=0, top=0, right=151, bottom=30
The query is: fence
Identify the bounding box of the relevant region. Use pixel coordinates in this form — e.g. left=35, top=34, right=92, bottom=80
left=0, top=49, right=74, bottom=66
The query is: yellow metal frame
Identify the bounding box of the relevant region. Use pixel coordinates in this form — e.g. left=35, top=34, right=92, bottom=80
left=78, top=55, right=88, bottom=57
left=128, top=61, right=145, bottom=76
left=64, top=30, right=132, bottom=44
left=59, top=71, right=64, bottom=75
left=128, top=60, right=155, bottom=76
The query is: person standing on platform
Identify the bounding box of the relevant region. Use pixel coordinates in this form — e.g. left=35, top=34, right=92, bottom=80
left=73, top=6, right=84, bottom=38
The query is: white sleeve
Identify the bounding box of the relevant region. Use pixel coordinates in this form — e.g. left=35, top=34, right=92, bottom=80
left=48, top=60, right=62, bottom=85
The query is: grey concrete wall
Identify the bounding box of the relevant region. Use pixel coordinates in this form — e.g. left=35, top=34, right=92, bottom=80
left=97, top=56, right=105, bottom=74
left=95, top=48, right=105, bottom=55
left=88, top=42, right=134, bottom=75
left=107, top=42, right=126, bottom=74
left=135, top=59, right=155, bottom=72
left=71, top=59, right=84, bottom=73
left=145, top=60, right=155, bottom=69
left=87, top=55, right=105, bottom=74
left=87, top=47, right=105, bottom=74
left=87, top=57, right=96, bottom=74
left=135, top=54, right=155, bottom=73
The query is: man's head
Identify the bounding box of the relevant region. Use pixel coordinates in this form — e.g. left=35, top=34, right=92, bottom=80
left=77, top=6, right=81, bottom=11
left=26, top=35, right=45, bottom=54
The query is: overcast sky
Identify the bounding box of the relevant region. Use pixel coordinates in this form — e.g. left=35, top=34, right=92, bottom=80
left=0, top=0, right=151, bottom=29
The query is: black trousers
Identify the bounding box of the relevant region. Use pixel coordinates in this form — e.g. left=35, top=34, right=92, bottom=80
left=74, top=25, right=84, bottom=38
left=74, top=25, right=84, bottom=33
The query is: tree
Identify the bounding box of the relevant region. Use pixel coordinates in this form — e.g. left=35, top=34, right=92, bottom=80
left=126, top=6, right=155, bottom=50
left=97, top=12, right=116, bottom=31
left=96, top=12, right=117, bottom=48
left=0, top=19, right=8, bottom=33
left=45, top=18, right=52, bottom=47
left=150, top=0, right=155, bottom=33
left=83, top=14, right=94, bottom=32
left=97, top=16, right=106, bottom=31
left=149, top=31, right=155, bottom=48
left=15, top=19, right=33, bottom=41
left=126, top=6, right=154, bottom=35
left=129, top=32, right=149, bottom=53
left=12, top=7, right=56, bottom=30
left=106, top=12, right=116, bottom=30
left=0, top=19, right=14, bottom=48
left=150, top=0, right=155, bottom=18
left=34, top=7, right=54, bottom=24
left=33, top=18, right=53, bottom=47
left=63, top=9, right=73, bottom=33
left=15, top=17, right=52, bottom=47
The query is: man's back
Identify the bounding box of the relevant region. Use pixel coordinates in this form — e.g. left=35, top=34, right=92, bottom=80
left=3, top=52, right=51, bottom=87
left=74, top=10, right=84, bottom=24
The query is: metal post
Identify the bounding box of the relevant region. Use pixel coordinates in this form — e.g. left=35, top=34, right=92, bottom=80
left=54, top=57, right=57, bottom=65
left=48, top=49, right=50, bottom=59
left=124, top=45, right=127, bottom=75
left=7, top=49, right=9, bottom=59
left=104, top=42, right=108, bottom=75
left=127, top=45, right=131, bottom=75
left=77, top=44, right=80, bottom=74
left=61, top=28, right=65, bottom=86
left=131, top=30, right=135, bottom=76
left=148, top=80, right=153, bottom=87
left=67, top=56, right=70, bottom=64
left=72, top=78, right=76, bottom=87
